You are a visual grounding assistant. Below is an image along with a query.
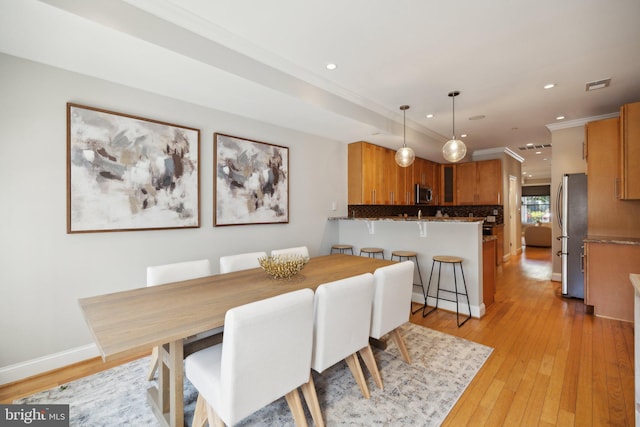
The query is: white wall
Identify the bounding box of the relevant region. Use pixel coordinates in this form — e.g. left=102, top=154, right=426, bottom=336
left=0, top=54, right=345, bottom=381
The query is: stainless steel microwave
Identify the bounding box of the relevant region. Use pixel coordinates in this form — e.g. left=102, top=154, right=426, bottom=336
left=415, top=184, right=432, bottom=204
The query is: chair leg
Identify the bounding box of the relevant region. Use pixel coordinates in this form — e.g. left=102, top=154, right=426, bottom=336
left=284, top=389, right=309, bottom=427
left=208, top=406, right=225, bottom=427
left=192, top=394, right=208, bottom=427
left=389, top=328, right=411, bottom=364
left=147, top=346, right=159, bottom=381
left=300, top=374, right=324, bottom=427
left=359, top=344, right=383, bottom=390
left=344, top=353, right=370, bottom=399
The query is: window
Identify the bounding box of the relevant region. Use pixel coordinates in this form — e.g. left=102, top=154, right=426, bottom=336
left=521, top=195, right=551, bottom=224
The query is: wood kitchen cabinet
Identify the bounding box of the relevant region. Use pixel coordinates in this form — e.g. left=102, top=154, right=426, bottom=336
left=584, top=241, right=640, bottom=322
left=455, top=159, right=502, bottom=205
left=482, top=238, right=497, bottom=307
left=413, top=158, right=440, bottom=204
left=586, top=118, right=640, bottom=237
left=348, top=141, right=398, bottom=205
left=619, top=101, right=640, bottom=200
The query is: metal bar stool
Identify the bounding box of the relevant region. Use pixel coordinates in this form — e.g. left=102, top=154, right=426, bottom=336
left=331, top=244, right=354, bottom=255
left=359, top=247, right=385, bottom=259
left=422, top=255, right=471, bottom=327
left=391, top=250, right=425, bottom=315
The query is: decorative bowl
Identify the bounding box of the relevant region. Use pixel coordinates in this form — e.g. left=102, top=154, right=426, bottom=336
left=258, top=255, right=305, bottom=279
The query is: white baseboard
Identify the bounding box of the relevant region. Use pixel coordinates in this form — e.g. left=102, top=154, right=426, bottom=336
left=0, top=344, right=99, bottom=386
left=551, top=272, right=562, bottom=282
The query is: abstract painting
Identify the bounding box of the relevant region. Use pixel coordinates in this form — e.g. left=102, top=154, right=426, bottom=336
left=67, top=103, right=200, bottom=233
left=214, top=133, right=289, bottom=226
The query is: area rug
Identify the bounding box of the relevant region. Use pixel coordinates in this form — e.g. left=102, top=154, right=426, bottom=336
left=16, top=323, right=492, bottom=426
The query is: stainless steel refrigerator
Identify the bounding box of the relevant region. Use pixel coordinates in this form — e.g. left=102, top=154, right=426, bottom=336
left=556, top=173, right=588, bottom=298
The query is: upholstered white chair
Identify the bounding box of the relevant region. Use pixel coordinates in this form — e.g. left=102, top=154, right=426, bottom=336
left=271, top=246, right=310, bottom=260
left=219, top=251, right=266, bottom=274
left=370, top=261, right=415, bottom=364
left=146, top=259, right=213, bottom=381
left=185, top=288, right=322, bottom=427
left=309, top=273, right=382, bottom=400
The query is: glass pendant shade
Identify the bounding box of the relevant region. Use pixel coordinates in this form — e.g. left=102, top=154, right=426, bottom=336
left=442, top=138, right=467, bottom=162
left=395, top=104, right=414, bottom=167
left=395, top=146, right=415, bottom=167
left=442, top=91, right=467, bottom=163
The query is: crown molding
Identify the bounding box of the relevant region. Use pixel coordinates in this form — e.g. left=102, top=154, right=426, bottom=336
left=545, top=112, right=619, bottom=131
left=473, top=147, right=524, bottom=163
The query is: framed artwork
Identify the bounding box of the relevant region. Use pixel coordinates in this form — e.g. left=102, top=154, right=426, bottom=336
left=67, top=103, right=200, bottom=233
left=214, top=133, right=289, bottom=226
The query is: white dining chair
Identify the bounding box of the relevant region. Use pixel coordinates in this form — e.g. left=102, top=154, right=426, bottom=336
left=185, top=288, right=322, bottom=427
left=271, top=246, right=310, bottom=260
left=146, top=259, right=214, bottom=381
left=370, top=261, right=415, bottom=364
left=309, top=273, right=382, bottom=401
left=219, top=251, right=267, bottom=274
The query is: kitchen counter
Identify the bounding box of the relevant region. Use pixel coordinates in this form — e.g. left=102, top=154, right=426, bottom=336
left=584, top=235, right=640, bottom=245
left=329, top=216, right=487, bottom=222
left=334, top=218, right=486, bottom=318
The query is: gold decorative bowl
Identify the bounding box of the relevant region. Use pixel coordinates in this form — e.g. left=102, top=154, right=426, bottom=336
left=258, top=255, right=305, bottom=279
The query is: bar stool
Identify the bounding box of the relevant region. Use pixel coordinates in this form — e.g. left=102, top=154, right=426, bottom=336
left=359, top=247, right=385, bottom=259
left=331, top=244, right=354, bottom=255
left=422, top=255, right=471, bottom=327
left=391, top=250, right=425, bottom=315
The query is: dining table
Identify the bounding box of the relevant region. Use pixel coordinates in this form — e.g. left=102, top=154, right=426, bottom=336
left=78, top=253, right=395, bottom=427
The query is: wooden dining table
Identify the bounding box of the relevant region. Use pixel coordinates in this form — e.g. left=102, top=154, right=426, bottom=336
left=78, top=254, right=395, bottom=427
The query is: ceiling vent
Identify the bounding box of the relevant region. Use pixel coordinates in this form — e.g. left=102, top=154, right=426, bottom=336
left=585, top=78, right=611, bottom=91
left=518, top=144, right=552, bottom=151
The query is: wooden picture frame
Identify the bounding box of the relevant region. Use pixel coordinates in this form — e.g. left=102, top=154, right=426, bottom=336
left=214, top=133, right=289, bottom=226
left=67, top=103, right=200, bottom=233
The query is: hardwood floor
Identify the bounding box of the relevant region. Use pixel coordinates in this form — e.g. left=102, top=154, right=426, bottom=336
left=1, top=246, right=635, bottom=426
left=411, top=246, right=635, bottom=426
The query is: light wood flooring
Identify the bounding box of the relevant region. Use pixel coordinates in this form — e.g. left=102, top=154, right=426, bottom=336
left=411, top=246, right=635, bottom=426
left=1, top=246, right=635, bottom=426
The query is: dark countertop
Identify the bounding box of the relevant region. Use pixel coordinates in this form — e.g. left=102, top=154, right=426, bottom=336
left=583, top=235, right=640, bottom=245
left=329, top=216, right=486, bottom=222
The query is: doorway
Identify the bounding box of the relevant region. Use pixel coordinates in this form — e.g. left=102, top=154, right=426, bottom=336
left=509, top=175, right=518, bottom=256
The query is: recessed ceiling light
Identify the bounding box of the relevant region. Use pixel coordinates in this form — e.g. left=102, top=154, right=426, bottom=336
left=426, top=114, right=434, bottom=118
left=543, top=158, right=548, bottom=161
left=461, top=134, right=467, bottom=138
left=326, top=63, right=337, bottom=70
left=544, top=83, right=556, bottom=89
left=522, top=171, right=527, bottom=175
left=536, top=151, right=542, bottom=155
left=526, top=143, right=534, bottom=147
left=528, top=174, right=533, bottom=178
left=469, top=115, right=485, bottom=120
left=556, top=115, right=565, bottom=120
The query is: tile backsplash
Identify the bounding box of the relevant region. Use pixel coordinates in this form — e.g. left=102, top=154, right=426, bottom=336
left=347, top=204, right=504, bottom=224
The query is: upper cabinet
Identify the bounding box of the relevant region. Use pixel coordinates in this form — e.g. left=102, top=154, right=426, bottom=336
left=619, top=102, right=640, bottom=200
left=455, top=159, right=502, bottom=205
left=348, top=141, right=502, bottom=206
left=413, top=158, right=440, bottom=204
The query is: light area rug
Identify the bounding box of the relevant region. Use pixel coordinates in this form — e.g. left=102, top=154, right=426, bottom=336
left=16, top=323, right=492, bottom=426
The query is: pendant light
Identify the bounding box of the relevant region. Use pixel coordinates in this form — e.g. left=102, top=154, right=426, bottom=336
left=395, top=105, right=415, bottom=167
left=442, top=91, right=467, bottom=163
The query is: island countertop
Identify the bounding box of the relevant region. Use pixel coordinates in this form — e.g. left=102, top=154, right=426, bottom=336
left=328, top=216, right=486, bottom=222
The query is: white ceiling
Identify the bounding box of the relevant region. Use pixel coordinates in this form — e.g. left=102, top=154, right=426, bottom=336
left=2, top=0, right=640, bottom=182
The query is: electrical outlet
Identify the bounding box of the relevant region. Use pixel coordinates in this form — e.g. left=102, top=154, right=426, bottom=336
left=493, top=209, right=498, bottom=215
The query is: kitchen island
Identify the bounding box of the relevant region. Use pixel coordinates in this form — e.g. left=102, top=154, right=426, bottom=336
left=331, top=217, right=487, bottom=318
